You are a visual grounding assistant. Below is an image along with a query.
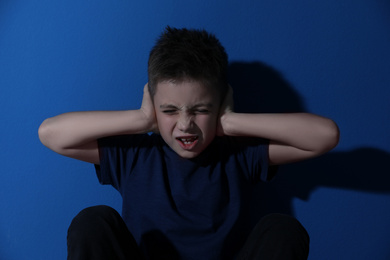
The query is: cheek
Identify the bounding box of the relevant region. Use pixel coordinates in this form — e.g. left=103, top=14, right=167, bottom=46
left=156, top=115, right=175, bottom=133
left=198, top=116, right=218, bottom=134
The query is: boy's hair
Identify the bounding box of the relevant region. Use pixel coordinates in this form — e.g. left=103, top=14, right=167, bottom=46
left=148, top=26, right=229, bottom=102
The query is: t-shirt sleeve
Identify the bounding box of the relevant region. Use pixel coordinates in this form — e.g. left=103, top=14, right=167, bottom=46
left=227, top=137, right=277, bottom=183
left=94, top=134, right=149, bottom=191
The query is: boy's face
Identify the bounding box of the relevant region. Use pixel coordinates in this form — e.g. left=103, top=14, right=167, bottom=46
left=153, top=79, right=220, bottom=159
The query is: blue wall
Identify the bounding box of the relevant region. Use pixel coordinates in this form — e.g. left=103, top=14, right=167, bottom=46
left=1, top=0, right=390, bottom=259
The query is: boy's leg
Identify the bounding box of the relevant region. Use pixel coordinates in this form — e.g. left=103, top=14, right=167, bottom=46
left=236, top=213, right=310, bottom=260
left=67, top=205, right=144, bottom=260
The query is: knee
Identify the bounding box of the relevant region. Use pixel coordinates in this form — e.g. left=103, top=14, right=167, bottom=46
left=256, top=213, right=310, bottom=243
left=241, top=214, right=310, bottom=259
left=72, top=205, right=119, bottom=221
left=67, top=205, right=120, bottom=241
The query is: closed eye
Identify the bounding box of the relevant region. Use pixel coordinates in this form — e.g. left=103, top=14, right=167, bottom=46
left=160, top=104, right=179, bottom=114
left=162, top=109, right=178, bottom=114
left=194, top=109, right=210, bottom=114
left=191, top=103, right=214, bottom=114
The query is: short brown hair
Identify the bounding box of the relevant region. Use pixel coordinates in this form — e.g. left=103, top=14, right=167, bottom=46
left=148, top=26, right=228, bottom=102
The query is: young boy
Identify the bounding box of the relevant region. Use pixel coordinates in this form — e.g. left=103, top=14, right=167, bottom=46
left=39, top=27, right=339, bottom=260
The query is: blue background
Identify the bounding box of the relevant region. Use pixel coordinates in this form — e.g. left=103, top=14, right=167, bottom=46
left=1, top=0, right=390, bottom=259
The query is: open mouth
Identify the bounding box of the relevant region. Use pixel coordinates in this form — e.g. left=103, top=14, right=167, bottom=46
left=176, top=136, right=199, bottom=149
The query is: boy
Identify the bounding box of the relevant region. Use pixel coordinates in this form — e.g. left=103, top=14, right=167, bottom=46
left=38, top=27, right=339, bottom=260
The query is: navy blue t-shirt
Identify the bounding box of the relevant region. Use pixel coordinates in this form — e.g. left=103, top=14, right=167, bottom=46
left=95, top=134, right=271, bottom=260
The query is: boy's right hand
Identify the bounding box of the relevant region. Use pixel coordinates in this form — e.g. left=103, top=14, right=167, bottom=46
left=140, top=83, right=159, bottom=133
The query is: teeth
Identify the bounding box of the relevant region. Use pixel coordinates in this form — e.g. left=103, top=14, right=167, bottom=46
left=179, top=137, right=197, bottom=144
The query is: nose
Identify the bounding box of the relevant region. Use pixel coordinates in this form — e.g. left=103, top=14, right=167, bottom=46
left=177, top=113, right=193, bottom=132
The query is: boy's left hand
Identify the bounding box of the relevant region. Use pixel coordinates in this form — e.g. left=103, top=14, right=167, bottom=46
left=217, top=85, right=234, bottom=136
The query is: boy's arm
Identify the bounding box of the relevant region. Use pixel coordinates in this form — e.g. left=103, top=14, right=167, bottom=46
left=218, top=88, right=340, bottom=165
left=38, top=84, right=157, bottom=164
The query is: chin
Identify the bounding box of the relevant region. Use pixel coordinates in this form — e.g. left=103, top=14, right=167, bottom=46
left=177, top=151, right=200, bottom=159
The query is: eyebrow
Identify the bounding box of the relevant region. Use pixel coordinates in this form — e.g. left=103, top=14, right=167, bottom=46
left=159, top=103, right=214, bottom=109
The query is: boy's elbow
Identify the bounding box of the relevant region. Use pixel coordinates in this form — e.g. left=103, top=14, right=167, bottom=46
left=38, top=118, right=53, bottom=148
left=38, top=118, right=63, bottom=152
left=320, top=119, right=340, bottom=153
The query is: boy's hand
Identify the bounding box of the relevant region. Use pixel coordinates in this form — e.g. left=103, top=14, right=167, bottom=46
left=217, top=85, right=234, bottom=136
left=140, top=83, right=159, bottom=133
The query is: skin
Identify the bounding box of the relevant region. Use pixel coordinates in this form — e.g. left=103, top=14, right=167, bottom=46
left=152, top=79, right=221, bottom=158
left=38, top=81, right=339, bottom=165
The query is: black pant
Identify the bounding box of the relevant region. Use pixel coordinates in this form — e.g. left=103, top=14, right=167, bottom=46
left=67, top=206, right=309, bottom=260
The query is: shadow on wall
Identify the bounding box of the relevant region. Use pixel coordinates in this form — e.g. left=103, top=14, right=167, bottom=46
left=228, top=62, right=390, bottom=219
